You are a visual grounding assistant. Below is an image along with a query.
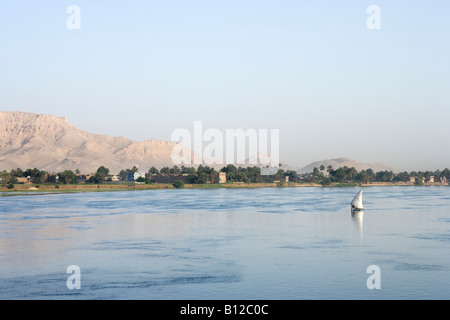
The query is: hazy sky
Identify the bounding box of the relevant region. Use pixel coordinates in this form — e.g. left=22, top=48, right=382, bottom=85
left=1, top=1, right=449, bottom=171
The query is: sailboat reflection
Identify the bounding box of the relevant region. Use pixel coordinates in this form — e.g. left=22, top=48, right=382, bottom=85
left=351, top=209, right=364, bottom=238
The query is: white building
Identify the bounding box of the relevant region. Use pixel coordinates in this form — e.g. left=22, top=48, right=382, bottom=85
left=124, top=171, right=146, bottom=182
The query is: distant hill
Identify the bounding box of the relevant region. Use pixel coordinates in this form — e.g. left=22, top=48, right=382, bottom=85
left=0, top=111, right=284, bottom=173
left=0, top=111, right=191, bottom=173
left=298, top=157, right=394, bottom=174
left=0, top=112, right=395, bottom=175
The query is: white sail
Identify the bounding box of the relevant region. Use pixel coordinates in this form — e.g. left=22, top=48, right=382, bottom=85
left=351, top=189, right=364, bottom=209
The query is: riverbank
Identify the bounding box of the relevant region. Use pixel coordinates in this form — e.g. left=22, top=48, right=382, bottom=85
left=0, top=182, right=316, bottom=193
left=0, top=181, right=448, bottom=195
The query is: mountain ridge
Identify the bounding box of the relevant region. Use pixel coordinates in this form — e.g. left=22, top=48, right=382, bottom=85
left=0, top=111, right=183, bottom=173
left=298, top=157, right=394, bottom=174
left=0, top=111, right=394, bottom=174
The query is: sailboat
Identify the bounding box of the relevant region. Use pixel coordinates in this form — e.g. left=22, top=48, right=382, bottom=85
left=351, top=189, right=364, bottom=211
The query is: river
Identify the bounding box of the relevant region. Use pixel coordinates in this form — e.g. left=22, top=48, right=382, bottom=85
left=0, top=186, right=449, bottom=299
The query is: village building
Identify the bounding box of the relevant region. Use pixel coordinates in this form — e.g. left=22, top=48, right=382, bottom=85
left=46, top=174, right=59, bottom=183
left=76, top=174, right=95, bottom=183
left=219, top=172, right=226, bottom=184
left=16, top=176, right=32, bottom=184
left=124, top=171, right=146, bottom=182
left=106, top=174, right=120, bottom=182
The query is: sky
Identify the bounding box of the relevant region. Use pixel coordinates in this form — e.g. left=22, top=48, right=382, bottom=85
left=1, top=0, right=449, bottom=171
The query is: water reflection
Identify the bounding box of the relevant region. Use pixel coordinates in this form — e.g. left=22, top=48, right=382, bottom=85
left=351, top=210, right=364, bottom=239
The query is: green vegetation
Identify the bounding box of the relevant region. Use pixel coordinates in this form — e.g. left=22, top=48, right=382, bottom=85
left=172, top=180, right=185, bottom=189
left=0, top=170, right=11, bottom=187
left=221, top=165, right=262, bottom=183
left=334, top=182, right=358, bottom=188
left=119, top=166, right=138, bottom=181
left=276, top=181, right=286, bottom=188
left=189, top=165, right=218, bottom=184
left=1, top=164, right=449, bottom=191
left=320, top=177, right=332, bottom=186
left=304, top=166, right=450, bottom=185
left=148, top=166, right=159, bottom=174
left=89, top=166, right=110, bottom=184
left=59, top=170, right=78, bottom=184
left=23, top=168, right=47, bottom=184
left=136, top=177, right=150, bottom=183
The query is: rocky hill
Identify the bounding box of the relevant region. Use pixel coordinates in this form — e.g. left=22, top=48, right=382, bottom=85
left=0, top=112, right=394, bottom=175
left=298, top=157, right=394, bottom=174
left=0, top=111, right=187, bottom=173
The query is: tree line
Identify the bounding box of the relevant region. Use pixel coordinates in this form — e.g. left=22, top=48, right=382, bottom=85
left=2, top=164, right=449, bottom=187
left=0, top=165, right=264, bottom=186
left=1, top=168, right=48, bottom=188
left=308, top=165, right=450, bottom=186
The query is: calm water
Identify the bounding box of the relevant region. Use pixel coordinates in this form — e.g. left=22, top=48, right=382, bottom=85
left=0, top=186, right=449, bottom=300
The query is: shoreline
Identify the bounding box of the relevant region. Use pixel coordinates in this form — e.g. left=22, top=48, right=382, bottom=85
left=1, top=181, right=448, bottom=196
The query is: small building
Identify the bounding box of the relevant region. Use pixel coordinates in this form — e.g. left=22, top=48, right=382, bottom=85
left=219, top=172, right=227, bottom=184
left=149, top=174, right=191, bottom=184
left=285, top=176, right=289, bottom=182
left=76, top=174, right=96, bottom=183
left=106, top=174, right=120, bottom=182
left=16, top=177, right=31, bottom=184
left=76, top=175, right=87, bottom=183
left=125, top=171, right=146, bottom=182
left=409, top=177, right=416, bottom=183
left=46, top=174, right=59, bottom=183
left=428, top=176, right=435, bottom=183
left=440, top=176, right=447, bottom=183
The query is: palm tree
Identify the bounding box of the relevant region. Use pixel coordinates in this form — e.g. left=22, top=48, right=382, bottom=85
left=349, top=167, right=357, bottom=181
left=312, top=167, right=320, bottom=178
